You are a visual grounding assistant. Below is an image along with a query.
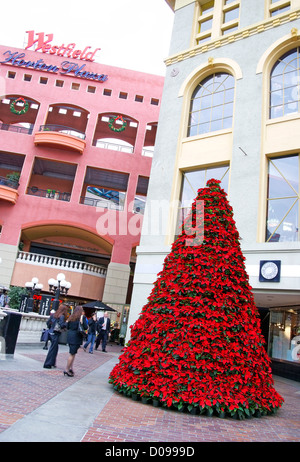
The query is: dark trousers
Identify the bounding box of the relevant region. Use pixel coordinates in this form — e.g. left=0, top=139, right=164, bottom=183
left=95, top=330, right=108, bottom=351
left=43, top=333, right=60, bottom=367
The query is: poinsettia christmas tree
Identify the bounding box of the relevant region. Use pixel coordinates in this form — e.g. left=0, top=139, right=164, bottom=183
left=109, top=179, right=284, bottom=419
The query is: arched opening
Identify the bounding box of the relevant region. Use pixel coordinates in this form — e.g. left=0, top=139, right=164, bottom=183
left=43, top=103, right=89, bottom=139
left=0, top=94, right=40, bottom=134
left=92, top=112, right=138, bottom=153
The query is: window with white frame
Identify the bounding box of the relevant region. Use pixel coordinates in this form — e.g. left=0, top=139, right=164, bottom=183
left=187, top=72, right=235, bottom=137
left=196, top=0, right=215, bottom=45
left=195, top=0, right=240, bottom=45
left=270, top=47, right=300, bottom=119
left=222, top=0, right=240, bottom=35
left=266, top=154, right=299, bottom=242
left=269, top=0, right=291, bottom=17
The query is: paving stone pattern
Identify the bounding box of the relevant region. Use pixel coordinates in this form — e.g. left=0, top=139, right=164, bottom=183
left=0, top=344, right=299, bottom=442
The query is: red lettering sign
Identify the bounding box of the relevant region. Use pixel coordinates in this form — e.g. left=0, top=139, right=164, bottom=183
left=25, top=30, right=100, bottom=62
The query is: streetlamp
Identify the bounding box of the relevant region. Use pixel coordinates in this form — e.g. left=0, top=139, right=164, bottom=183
left=25, top=277, right=43, bottom=312
left=48, top=273, right=71, bottom=311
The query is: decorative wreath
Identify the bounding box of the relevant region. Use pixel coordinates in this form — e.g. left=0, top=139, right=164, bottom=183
left=10, top=97, right=29, bottom=115
left=108, top=115, right=127, bottom=132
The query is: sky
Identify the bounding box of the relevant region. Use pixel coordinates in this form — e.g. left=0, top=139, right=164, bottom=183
left=1, top=0, right=174, bottom=76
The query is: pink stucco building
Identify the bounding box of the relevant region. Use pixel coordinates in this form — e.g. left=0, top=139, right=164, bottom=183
left=0, top=35, right=164, bottom=322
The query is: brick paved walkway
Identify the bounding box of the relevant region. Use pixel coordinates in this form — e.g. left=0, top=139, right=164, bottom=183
left=0, top=343, right=299, bottom=442
left=82, top=375, right=300, bottom=443
left=0, top=344, right=113, bottom=434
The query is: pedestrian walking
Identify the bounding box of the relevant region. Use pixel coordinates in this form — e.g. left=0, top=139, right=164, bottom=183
left=0, top=290, right=9, bottom=307
left=41, top=309, right=55, bottom=350
left=95, top=311, right=111, bottom=352
left=83, top=312, right=97, bottom=353
left=43, top=304, right=68, bottom=369
left=64, top=305, right=88, bottom=377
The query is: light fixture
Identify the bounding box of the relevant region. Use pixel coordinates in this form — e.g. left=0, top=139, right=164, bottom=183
left=24, top=277, right=43, bottom=312
left=48, top=273, right=71, bottom=310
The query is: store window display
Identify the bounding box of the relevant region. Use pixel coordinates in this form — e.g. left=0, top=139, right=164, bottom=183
left=269, top=308, right=300, bottom=363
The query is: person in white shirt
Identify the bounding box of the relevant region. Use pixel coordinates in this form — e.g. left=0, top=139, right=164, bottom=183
left=95, top=311, right=111, bottom=352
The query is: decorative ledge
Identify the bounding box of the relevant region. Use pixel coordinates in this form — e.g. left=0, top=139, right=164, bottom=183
left=0, top=185, right=19, bottom=204
left=34, top=131, right=86, bottom=154
left=165, top=10, right=300, bottom=67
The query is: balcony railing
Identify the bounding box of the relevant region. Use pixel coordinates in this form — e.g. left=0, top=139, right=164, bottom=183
left=39, top=125, right=86, bottom=140
left=0, top=176, right=19, bottom=189
left=16, top=251, right=107, bottom=276
left=93, top=140, right=134, bottom=153
left=80, top=187, right=125, bottom=210
left=0, top=122, right=33, bottom=135
left=27, top=187, right=71, bottom=201
left=142, top=148, right=154, bottom=157
left=80, top=196, right=124, bottom=210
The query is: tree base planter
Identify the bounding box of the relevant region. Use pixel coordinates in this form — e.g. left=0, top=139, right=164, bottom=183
left=177, top=406, right=186, bottom=413
left=109, top=180, right=284, bottom=420
left=189, top=407, right=199, bottom=415
left=152, top=399, right=161, bottom=407
left=114, top=389, right=267, bottom=420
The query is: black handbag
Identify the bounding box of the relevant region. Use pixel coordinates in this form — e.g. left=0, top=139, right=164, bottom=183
left=40, top=329, right=50, bottom=342
left=78, top=321, right=87, bottom=337
left=53, top=320, right=62, bottom=333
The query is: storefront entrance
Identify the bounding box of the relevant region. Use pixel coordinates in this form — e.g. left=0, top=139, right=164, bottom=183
left=258, top=306, right=300, bottom=381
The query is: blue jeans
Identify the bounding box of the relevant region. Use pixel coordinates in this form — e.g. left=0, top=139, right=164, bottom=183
left=84, top=333, right=96, bottom=352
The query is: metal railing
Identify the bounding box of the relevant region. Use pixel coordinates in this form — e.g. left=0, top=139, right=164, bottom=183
left=0, top=122, right=33, bottom=135
left=93, top=139, right=134, bottom=153
left=0, top=176, right=19, bottom=189
left=80, top=196, right=124, bottom=210
left=39, top=124, right=86, bottom=140
left=27, top=187, right=71, bottom=201
left=142, top=148, right=154, bottom=157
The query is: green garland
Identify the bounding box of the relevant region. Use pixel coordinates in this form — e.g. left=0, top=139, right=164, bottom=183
left=109, top=115, right=127, bottom=132
left=10, top=97, right=29, bottom=115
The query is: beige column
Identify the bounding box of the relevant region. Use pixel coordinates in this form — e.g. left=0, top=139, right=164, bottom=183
left=0, top=243, right=18, bottom=288
left=102, top=262, right=131, bottom=305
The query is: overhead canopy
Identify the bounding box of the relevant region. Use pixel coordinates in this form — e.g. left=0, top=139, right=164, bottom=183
left=83, top=300, right=116, bottom=312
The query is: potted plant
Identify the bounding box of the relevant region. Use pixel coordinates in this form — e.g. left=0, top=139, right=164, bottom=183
left=6, top=172, right=20, bottom=188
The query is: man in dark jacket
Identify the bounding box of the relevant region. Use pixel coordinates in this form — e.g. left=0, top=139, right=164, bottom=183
left=95, top=311, right=111, bottom=352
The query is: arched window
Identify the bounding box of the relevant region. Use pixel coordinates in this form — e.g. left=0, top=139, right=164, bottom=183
left=187, top=72, right=235, bottom=137
left=270, top=47, right=300, bottom=119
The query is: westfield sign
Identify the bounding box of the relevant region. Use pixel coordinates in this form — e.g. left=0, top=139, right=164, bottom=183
left=0, top=30, right=108, bottom=82
left=25, top=30, right=100, bottom=62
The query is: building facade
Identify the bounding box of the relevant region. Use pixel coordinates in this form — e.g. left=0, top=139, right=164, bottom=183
left=129, top=0, right=300, bottom=380
left=0, top=35, right=164, bottom=327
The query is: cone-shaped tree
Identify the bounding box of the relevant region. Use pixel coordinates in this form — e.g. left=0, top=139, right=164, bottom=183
left=109, top=179, right=284, bottom=419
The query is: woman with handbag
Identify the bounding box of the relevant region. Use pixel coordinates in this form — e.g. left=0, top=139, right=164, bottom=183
left=64, top=305, right=88, bottom=377
left=43, top=304, right=68, bottom=369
